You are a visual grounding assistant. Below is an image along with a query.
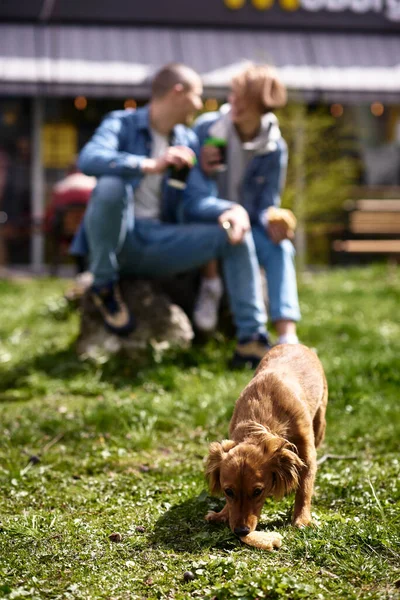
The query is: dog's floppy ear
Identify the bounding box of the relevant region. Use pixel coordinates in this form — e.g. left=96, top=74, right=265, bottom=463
left=205, top=440, right=236, bottom=495
left=269, top=443, right=304, bottom=500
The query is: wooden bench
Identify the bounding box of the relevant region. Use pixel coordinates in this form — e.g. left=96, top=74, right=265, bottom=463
left=332, top=199, right=400, bottom=261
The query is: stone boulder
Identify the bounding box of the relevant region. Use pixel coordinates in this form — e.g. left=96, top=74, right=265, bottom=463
left=77, top=277, right=196, bottom=362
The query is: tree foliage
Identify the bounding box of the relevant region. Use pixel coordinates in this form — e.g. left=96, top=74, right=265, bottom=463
left=278, top=104, right=359, bottom=224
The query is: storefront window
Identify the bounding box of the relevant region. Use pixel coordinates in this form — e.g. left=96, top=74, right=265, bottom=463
left=0, top=98, right=32, bottom=266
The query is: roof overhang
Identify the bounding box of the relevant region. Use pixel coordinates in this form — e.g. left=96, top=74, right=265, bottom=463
left=0, top=25, right=399, bottom=103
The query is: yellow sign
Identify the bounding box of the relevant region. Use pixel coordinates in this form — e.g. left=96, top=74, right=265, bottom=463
left=224, top=0, right=394, bottom=16
left=42, top=123, right=78, bottom=169
left=224, top=0, right=246, bottom=9
left=279, top=0, right=300, bottom=10
left=252, top=0, right=274, bottom=8
left=226, top=0, right=299, bottom=11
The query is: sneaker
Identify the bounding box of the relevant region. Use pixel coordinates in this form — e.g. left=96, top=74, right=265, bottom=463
left=91, top=282, right=136, bottom=336
left=65, top=271, right=94, bottom=303
left=230, top=333, right=272, bottom=370
left=276, top=334, right=299, bottom=345
left=193, top=277, right=224, bottom=332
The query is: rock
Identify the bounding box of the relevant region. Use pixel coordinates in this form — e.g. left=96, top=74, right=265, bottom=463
left=183, top=571, right=195, bottom=582
left=77, top=278, right=195, bottom=362
left=135, top=526, right=146, bottom=533
left=139, top=465, right=151, bottom=473
left=108, top=532, right=122, bottom=542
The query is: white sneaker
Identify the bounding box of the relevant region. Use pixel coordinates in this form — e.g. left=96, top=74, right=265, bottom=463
left=277, top=334, right=299, bottom=345
left=64, top=271, right=94, bottom=302
left=193, top=277, right=223, bottom=332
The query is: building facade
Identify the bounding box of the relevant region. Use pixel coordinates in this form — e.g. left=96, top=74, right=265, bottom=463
left=0, top=0, right=399, bottom=268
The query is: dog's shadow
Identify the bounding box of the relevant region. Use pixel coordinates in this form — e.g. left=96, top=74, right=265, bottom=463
left=151, top=492, right=291, bottom=553
left=151, top=492, right=237, bottom=552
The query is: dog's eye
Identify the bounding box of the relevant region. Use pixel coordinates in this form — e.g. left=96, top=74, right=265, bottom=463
left=224, top=488, right=234, bottom=498
left=253, top=488, right=263, bottom=498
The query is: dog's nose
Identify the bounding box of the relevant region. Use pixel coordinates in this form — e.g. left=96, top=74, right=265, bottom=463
left=234, top=526, right=250, bottom=537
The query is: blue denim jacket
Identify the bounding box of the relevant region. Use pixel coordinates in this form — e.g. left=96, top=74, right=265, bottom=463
left=78, top=105, right=232, bottom=224
left=71, top=106, right=233, bottom=256
left=193, top=110, right=288, bottom=228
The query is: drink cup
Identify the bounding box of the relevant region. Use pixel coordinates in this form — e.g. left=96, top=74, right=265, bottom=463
left=167, top=156, right=197, bottom=190
left=204, top=137, right=227, bottom=172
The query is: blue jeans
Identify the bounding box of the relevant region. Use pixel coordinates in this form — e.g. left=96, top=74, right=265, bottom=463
left=84, top=176, right=267, bottom=340
left=252, top=225, right=301, bottom=323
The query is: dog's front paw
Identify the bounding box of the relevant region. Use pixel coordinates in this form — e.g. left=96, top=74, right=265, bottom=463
left=205, top=510, right=229, bottom=524
left=292, top=513, right=313, bottom=528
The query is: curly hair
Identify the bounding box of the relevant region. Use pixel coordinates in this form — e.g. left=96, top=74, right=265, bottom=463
left=231, top=64, right=287, bottom=112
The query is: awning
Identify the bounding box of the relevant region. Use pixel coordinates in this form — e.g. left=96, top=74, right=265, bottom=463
left=188, top=29, right=400, bottom=103
left=0, top=25, right=173, bottom=97
left=1, top=24, right=399, bottom=102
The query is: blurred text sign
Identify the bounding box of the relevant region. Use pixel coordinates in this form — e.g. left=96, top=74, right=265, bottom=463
left=11, top=0, right=397, bottom=31
left=42, top=124, right=77, bottom=169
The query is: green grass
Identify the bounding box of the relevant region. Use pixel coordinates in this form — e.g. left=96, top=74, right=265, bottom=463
left=0, top=265, right=399, bottom=599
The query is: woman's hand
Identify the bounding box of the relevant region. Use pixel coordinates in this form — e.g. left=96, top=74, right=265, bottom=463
left=267, top=221, right=294, bottom=244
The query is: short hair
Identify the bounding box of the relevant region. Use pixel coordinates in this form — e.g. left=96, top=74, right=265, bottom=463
left=231, top=64, right=287, bottom=113
left=151, top=63, right=200, bottom=99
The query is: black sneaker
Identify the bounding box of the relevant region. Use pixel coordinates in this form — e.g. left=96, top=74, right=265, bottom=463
left=230, top=333, right=272, bottom=370
left=91, top=282, right=136, bottom=336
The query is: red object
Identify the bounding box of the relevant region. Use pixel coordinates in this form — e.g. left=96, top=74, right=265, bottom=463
left=45, top=172, right=96, bottom=232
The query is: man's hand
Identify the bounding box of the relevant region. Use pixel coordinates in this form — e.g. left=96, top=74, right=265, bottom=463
left=165, top=146, right=196, bottom=169
left=267, top=221, right=294, bottom=244
left=200, top=145, right=223, bottom=176
left=218, top=205, right=250, bottom=245
left=142, top=146, right=196, bottom=175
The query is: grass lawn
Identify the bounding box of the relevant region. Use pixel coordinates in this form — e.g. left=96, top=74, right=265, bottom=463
left=0, top=265, right=399, bottom=600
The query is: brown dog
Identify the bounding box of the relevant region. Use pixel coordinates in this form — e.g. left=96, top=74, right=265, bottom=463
left=205, top=344, right=328, bottom=536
